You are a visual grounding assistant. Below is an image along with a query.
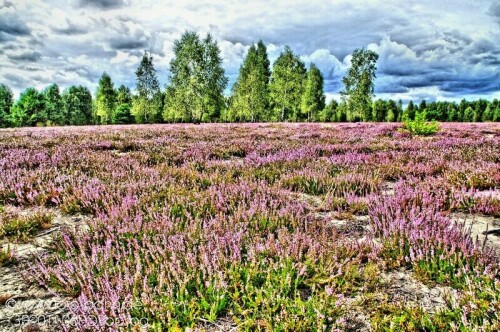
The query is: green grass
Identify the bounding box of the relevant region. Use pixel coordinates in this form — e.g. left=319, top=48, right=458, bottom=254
left=0, top=211, right=54, bottom=242
left=0, top=245, right=16, bottom=267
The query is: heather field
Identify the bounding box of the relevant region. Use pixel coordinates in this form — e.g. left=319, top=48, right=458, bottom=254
left=1, top=123, right=500, bottom=331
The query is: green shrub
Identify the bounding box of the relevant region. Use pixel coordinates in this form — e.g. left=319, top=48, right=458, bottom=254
left=0, top=211, right=53, bottom=242
left=403, top=111, right=440, bottom=136
left=0, top=245, right=16, bottom=267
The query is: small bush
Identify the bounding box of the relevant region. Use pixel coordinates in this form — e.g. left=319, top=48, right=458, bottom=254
left=0, top=245, right=16, bottom=266
left=0, top=211, right=53, bottom=242
left=403, top=111, right=440, bottom=136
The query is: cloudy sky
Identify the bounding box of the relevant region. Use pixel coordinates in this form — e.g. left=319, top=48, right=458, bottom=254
left=1, top=0, right=499, bottom=102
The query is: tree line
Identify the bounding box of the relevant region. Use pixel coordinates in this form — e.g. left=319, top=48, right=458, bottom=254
left=1, top=31, right=499, bottom=127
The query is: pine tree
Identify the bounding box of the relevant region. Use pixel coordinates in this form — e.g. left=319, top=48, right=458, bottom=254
left=269, top=46, right=307, bottom=121
left=396, top=99, right=403, bottom=121
left=133, top=51, right=161, bottom=123
left=336, top=101, right=348, bottom=122
left=300, top=63, right=325, bottom=122
left=43, top=84, right=64, bottom=125
left=341, top=48, right=378, bottom=121
left=95, top=73, right=116, bottom=124
left=113, top=104, right=133, bottom=124
left=493, top=106, right=500, bottom=122
left=372, top=99, right=386, bottom=122
left=11, top=87, right=46, bottom=126
left=63, top=86, right=93, bottom=125
left=419, top=100, right=427, bottom=112
left=482, top=104, right=493, bottom=122
left=448, top=104, right=459, bottom=122
left=116, top=85, right=132, bottom=105
left=113, top=85, right=133, bottom=124
left=406, top=101, right=416, bottom=120
left=464, top=106, right=474, bottom=122
left=0, top=84, right=13, bottom=127
left=386, top=107, right=395, bottom=122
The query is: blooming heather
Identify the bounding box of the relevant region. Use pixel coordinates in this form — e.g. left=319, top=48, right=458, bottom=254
left=0, top=123, right=499, bottom=331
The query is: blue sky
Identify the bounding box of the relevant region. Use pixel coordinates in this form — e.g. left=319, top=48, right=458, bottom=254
left=1, top=0, right=499, bottom=103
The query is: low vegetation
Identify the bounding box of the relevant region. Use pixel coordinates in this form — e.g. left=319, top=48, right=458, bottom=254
left=0, top=123, right=499, bottom=330
left=403, top=111, right=440, bottom=136
left=0, top=245, right=16, bottom=267
left=0, top=211, right=54, bottom=242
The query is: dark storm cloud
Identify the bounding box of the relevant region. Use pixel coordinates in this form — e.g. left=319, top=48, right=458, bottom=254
left=375, top=84, right=410, bottom=94
left=8, top=51, right=42, bottom=62
left=324, top=80, right=343, bottom=93
left=3, top=73, right=25, bottom=88
left=382, top=67, right=431, bottom=77
left=0, top=0, right=498, bottom=100
left=441, top=75, right=500, bottom=94
left=489, top=2, right=500, bottom=25
left=78, top=0, right=126, bottom=9
left=0, top=32, right=14, bottom=42
left=0, top=0, right=13, bottom=8
left=0, top=15, right=31, bottom=36
left=108, top=38, right=148, bottom=50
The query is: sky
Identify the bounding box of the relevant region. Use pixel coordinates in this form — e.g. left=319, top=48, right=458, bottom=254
left=1, top=0, right=499, bottom=103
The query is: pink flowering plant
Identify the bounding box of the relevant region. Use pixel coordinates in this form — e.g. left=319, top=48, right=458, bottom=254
left=0, top=122, right=499, bottom=331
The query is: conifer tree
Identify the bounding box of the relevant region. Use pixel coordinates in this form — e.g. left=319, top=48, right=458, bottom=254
left=132, top=51, right=161, bottom=123
left=113, top=85, right=133, bottom=124
left=0, top=84, right=13, bottom=127
left=43, top=84, right=64, bottom=125
left=11, top=87, right=46, bottom=126
left=62, top=86, right=93, bottom=125
left=96, top=72, right=116, bottom=124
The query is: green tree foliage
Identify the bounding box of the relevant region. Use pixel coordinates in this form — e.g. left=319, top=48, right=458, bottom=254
left=62, top=86, right=93, bottom=125
left=419, top=100, right=427, bottom=113
left=0, top=84, right=13, bottom=127
left=372, top=99, right=386, bottom=122
left=11, top=87, right=46, bottom=126
left=269, top=46, right=307, bottom=121
left=463, top=106, right=474, bottom=122
left=372, top=99, right=398, bottom=122
left=228, top=41, right=271, bottom=122
left=300, top=63, right=325, bottom=122
left=42, top=84, right=64, bottom=126
left=403, top=111, right=440, bottom=136
left=493, top=106, right=500, bottom=122
left=396, top=100, right=403, bottom=121
left=341, top=48, right=378, bottom=122
left=447, top=104, right=459, bottom=122
left=405, top=101, right=416, bottom=120
left=95, top=72, right=116, bottom=124
left=113, top=85, right=134, bottom=124
left=116, top=85, right=132, bottom=105
left=337, top=102, right=349, bottom=122
left=492, top=102, right=499, bottom=120
left=132, top=51, right=161, bottom=123
left=386, top=99, right=398, bottom=122
left=482, top=105, right=493, bottom=122
left=164, top=31, right=228, bottom=123
left=113, top=104, right=133, bottom=124
left=320, top=99, right=338, bottom=122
